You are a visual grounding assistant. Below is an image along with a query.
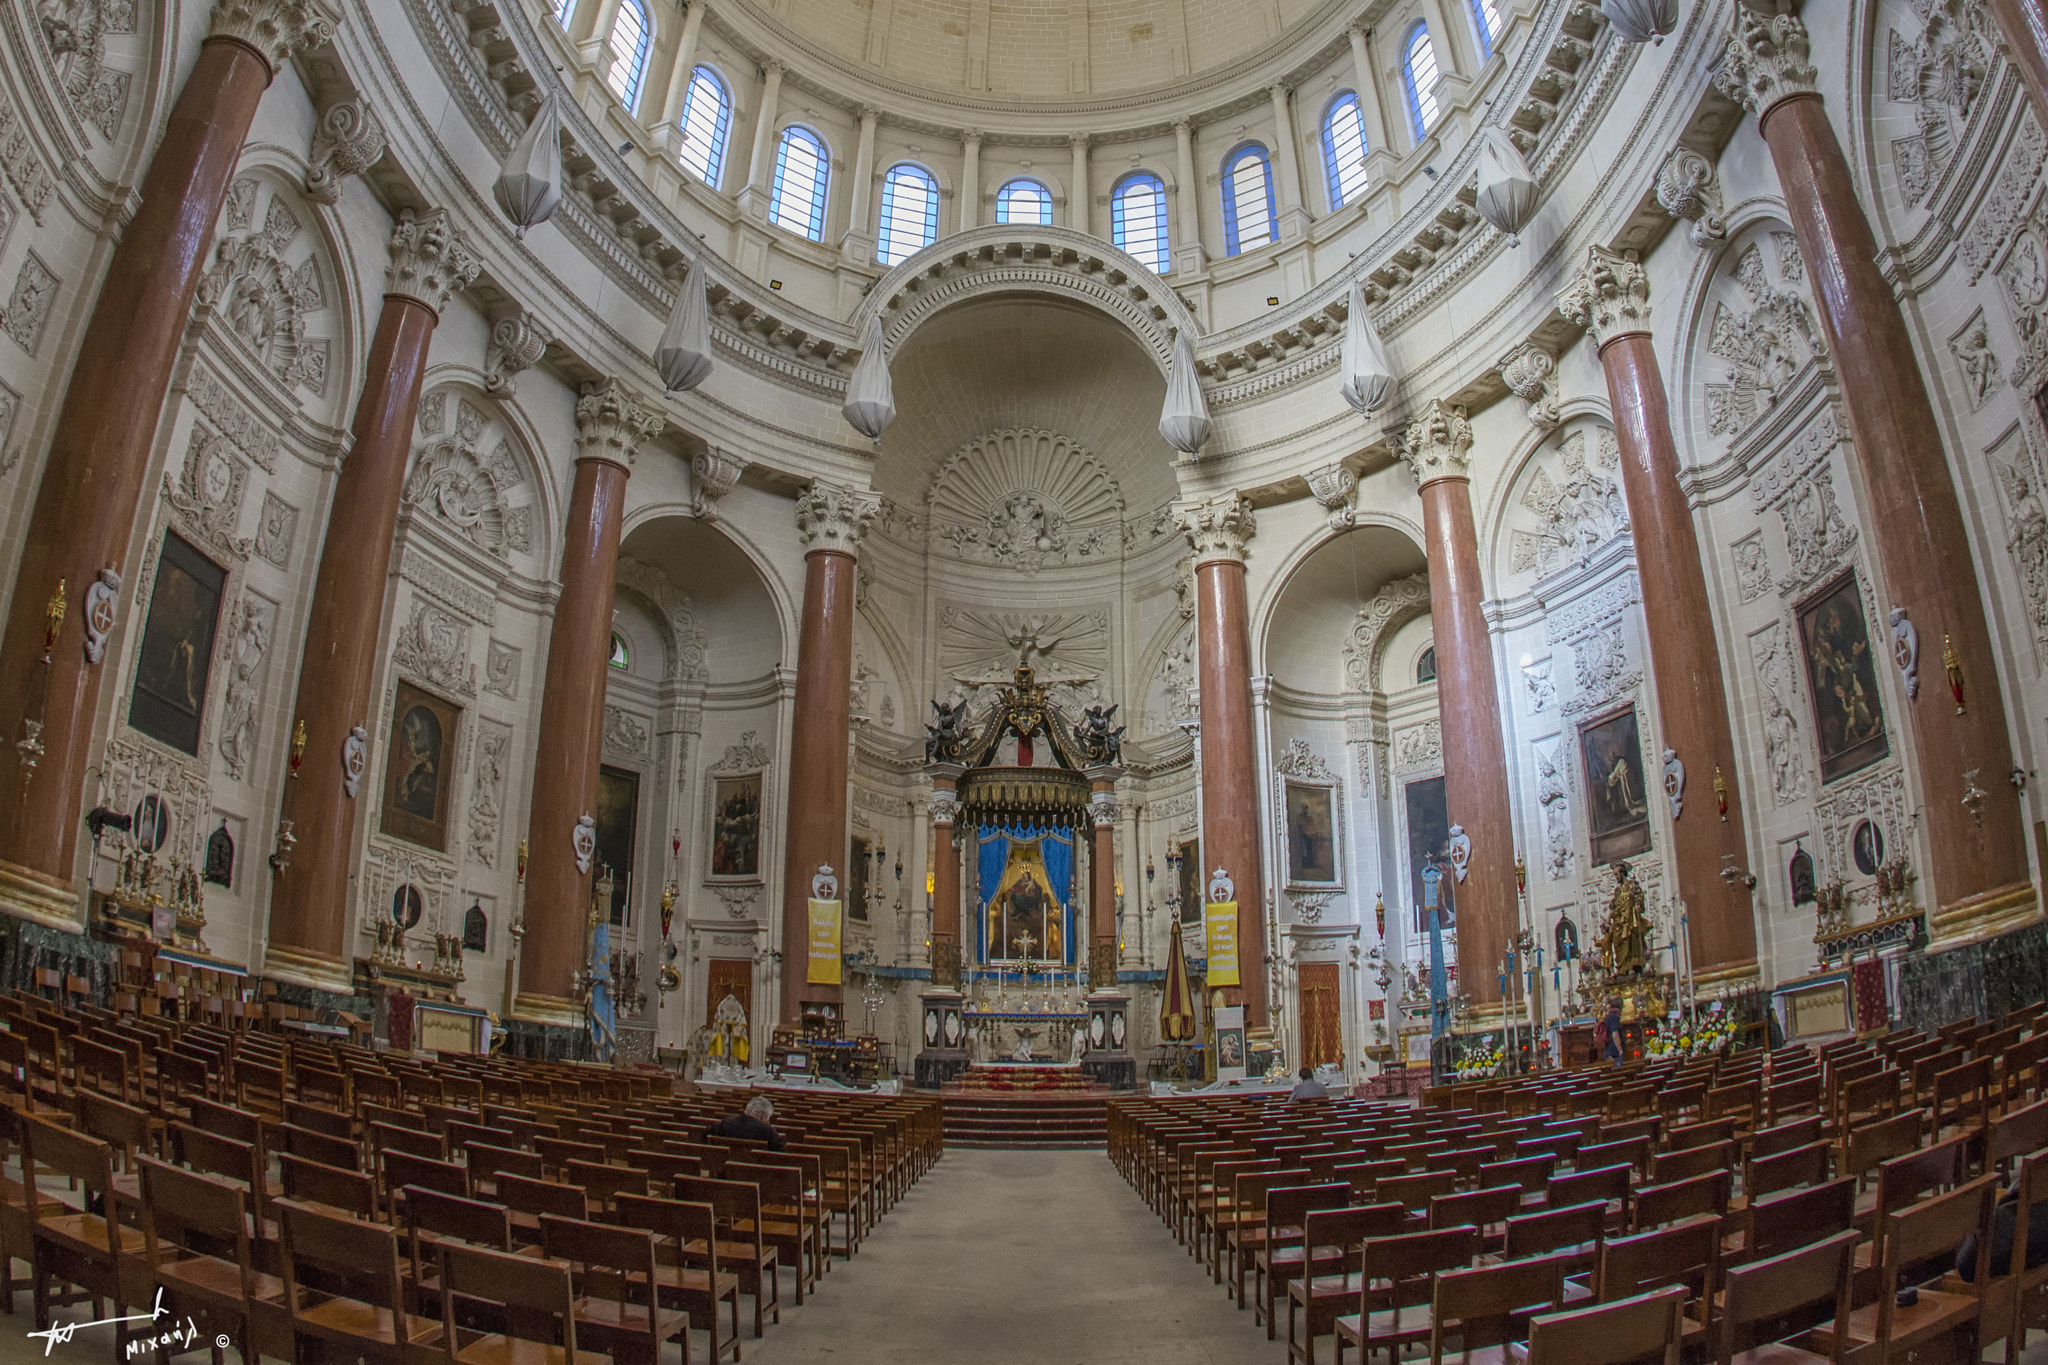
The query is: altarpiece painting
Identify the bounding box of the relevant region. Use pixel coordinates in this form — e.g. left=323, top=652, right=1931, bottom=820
left=1579, top=706, right=1652, bottom=864
left=1796, top=571, right=1889, bottom=783
left=379, top=680, right=459, bottom=851
left=129, top=531, right=225, bottom=756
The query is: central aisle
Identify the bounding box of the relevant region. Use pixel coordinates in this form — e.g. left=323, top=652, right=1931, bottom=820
left=743, top=1146, right=1264, bottom=1364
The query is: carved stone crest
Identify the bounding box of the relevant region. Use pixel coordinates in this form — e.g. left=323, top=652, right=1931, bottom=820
left=342, top=725, right=368, bottom=798
left=573, top=814, right=596, bottom=875
left=81, top=567, right=119, bottom=664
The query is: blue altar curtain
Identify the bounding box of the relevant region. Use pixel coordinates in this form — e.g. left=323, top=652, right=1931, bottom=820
left=975, top=821, right=1077, bottom=965
left=588, top=919, right=617, bottom=1063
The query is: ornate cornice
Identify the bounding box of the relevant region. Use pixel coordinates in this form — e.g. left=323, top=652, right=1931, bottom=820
left=1556, top=244, right=1651, bottom=348
left=1174, top=493, right=1256, bottom=566
left=1713, top=5, right=1818, bottom=120
left=383, top=208, right=480, bottom=316
left=1397, top=400, right=1474, bottom=488
left=796, top=481, right=881, bottom=554
left=573, top=378, right=664, bottom=469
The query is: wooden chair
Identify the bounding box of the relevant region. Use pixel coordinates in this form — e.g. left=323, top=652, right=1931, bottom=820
left=462, top=1142, right=543, bottom=1199
left=277, top=1151, right=379, bottom=1220
left=381, top=1148, right=469, bottom=1223
left=675, top=1172, right=780, bottom=1335
left=138, top=1155, right=292, bottom=1360
left=1523, top=1283, right=1686, bottom=1365
left=728, top=1158, right=822, bottom=1305
left=1430, top=1185, right=1522, bottom=1252
left=284, top=1099, right=354, bottom=1140
left=1504, top=1200, right=1606, bottom=1278
left=1545, top=1163, right=1632, bottom=1232
left=1255, top=1181, right=1352, bottom=1338
left=1714, top=1227, right=1860, bottom=1365
left=1743, top=1141, right=1829, bottom=1206
left=1650, top=1141, right=1733, bottom=1186
left=565, top=1158, right=651, bottom=1219
left=1596, top=1214, right=1720, bottom=1355
left=22, top=1113, right=150, bottom=1356
left=435, top=1241, right=607, bottom=1365
left=1744, top=1178, right=1855, bottom=1264
left=400, top=1186, right=511, bottom=1311
left=275, top=1196, right=443, bottom=1362
left=1287, top=1203, right=1406, bottom=1365
left=1931, top=1058, right=1995, bottom=1139
left=279, top=1121, right=360, bottom=1172
left=2002, top=1148, right=2048, bottom=1365
left=498, top=1172, right=588, bottom=1247
left=1428, top=1251, right=1568, bottom=1364
left=1333, top=1224, right=1477, bottom=1365
left=1813, top=1175, right=1997, bottom=1365
left=612, top=1193, right=746, bottom=1364
left=370, top=1120, right=447, bottom=1161
left=1986, top=1097, right=2048, bottom=1182
left=1631, top=1170, right=1731, bottom=1231
left=538, top=1214, right=688, bottom=1365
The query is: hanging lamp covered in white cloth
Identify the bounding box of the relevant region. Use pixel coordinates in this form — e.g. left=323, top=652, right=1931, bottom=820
left=654, top=261, right=714, bottom=395
left=494, top=91, right=564, bottom=239
left=1158, top=330, right=1212, bottom=456
left=1600, top=0, right=1679, bottom=44
left=1338, top=282, right=1397, bottom=416
left=842, top=318, right=897, bottom=444
left=1473, top=127, right=1541, bottom=247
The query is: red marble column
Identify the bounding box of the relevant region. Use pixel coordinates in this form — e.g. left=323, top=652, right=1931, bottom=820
left=1177, top=494, right=1268, bottom=1028
left=1403, top=401, right=1515, bottom=1008
left=1720, top=15, right=2034, bottom=929
left=513, top=381, right=663, bottom=1018
left=779, top=484, right=877, bottom=1023
left=1557, top=254, right=1759, bottom=982
left=0, top=7, right=333, bottom=923
left=927, top=772, right=962, bottom=989
left=1087, top=773, right=1120, bottom=989
left=265, top=211, right=478, bottom=987
left=1989, top=0, right=2048, bottom=127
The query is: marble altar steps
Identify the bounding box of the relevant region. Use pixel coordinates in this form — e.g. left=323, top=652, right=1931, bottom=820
left=945, top=1064, right=1098, bottom=1093
left=942, top=1092, right=1110, bottom=1148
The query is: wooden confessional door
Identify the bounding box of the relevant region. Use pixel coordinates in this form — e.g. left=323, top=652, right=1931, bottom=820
left=1297, top=962, right=1342, bottom=1069
left=706, top=958, right=753, bottom=1027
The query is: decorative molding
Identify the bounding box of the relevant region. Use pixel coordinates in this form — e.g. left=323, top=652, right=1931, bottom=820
left=253, top=491, right=298, bottom=568
left=34, top=0, right=134, bottom=142
left=305, top=97, right=385, bottom=205
left=1654, top=146, right=1726, bottom=249
left=1948, top=311, right=1999, bottom=410
left=796, top=481, right=881, bottom=553
left=613, top=557, right=709, bottom=682
left=1341, top=575, right=1431, bottom=695
left=1394, top=721, right=1443, bottom=775
left=1885, top=5, right=1998, bottom=210
left=483, top=639, right=520, bottom=699
left=403, top=393, right=534, bottom=560
left=162, top=425, right=252, bottom=562
left=1731, top=531, right=1772, bottom=603
left=390, top=598, right=476, bottom=697
left=1306, top=463, right=1358, bottom=529
left=1705, top=241, right=1822, bottom=439
left=184, top=366, right=280, bottom=473
left=1, top=251, right=57, bottom=355
left=1959, top=109, right=2045, bottom=285
left=926, top=429, right=1124, bottom=573
left=709, top=730, right=772, bottom=774
left=483, top=307, right=550, bottom=398
left=1987, top=426, right=2048, bottom=650
left=196, top=182, right=330, bottom=396
left=602, top=706, right=651, bottom=761
left=398, top=547, right=494, bottom=624
left=208, top=0, right=340, bottom=72
left=1535, top=736, right=1575, bottom=882
left=1714, top=5, right=1819, bottom=118
left=690, top=447, right=744, bottom=520
left=1497, top=343, right=1560, bottom=430
left=1509, top=426, right=1627, bottom=578
left=1275, top=738, right=1335, bottom=783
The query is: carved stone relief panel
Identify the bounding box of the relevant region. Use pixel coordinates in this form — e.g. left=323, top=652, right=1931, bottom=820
left=1543, top=574, right=1641, bottom=719
left=1342, top=575, right=1431, bottom=694
left=1731, top=532, right=1773, bottom=603
left=603, top=705, right=651, bottom=762
left=1748, top=619, right=1813, bottom=807
left=1813, top=763, right=1910, bottom=898
left=1749, top=409, right=1857, bottom=600
left=0, top=375, right=19, bottom=477
left=162, top=424, right=252, bottom=562
left=1507, top=425, right=1628, bottom=578
left=483, top=639, right=521, bottom=699
left=32, top=0, right=136, bottom=140
left=1700, top=237, right=1823, bottom=441
left=467, top=720, right=511, bottom=868
left=360, top=838, right=456, bottom=941
left=939, top=602, right=1110, bottom=699
left=926, top=429, right=1126, bottom=573
left=1986, top=423, right=2048, bottom=649
left=1394, top=721, right=1443, bottom=775
left=1, top=252, right=57, bottom=355
left=1885, top=2, right=2000, bottom=210
left=216, top=589, right=277, bottom=783
left=1949, top=311, right=2000, bottom=410
left=253, top=491, right=298, bottom=568
left=1533, top=735, right=1575, bottom=882
left=390, top=598, right=476, bottom=698
left=197, top=178, right=333, bottom=398
left=614, top=558, right=708, bottom=683
left=406, top=390, right=538, bottom=563
left=1143, top=624, right=1197, bottom=739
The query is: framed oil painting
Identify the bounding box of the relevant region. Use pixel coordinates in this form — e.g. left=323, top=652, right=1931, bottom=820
left=708, top=772, right=763, bottom=881
left=595, top=765, right=639, bottom=926
left=1579, top=706, right=1653, bottom=865
left=379, top=680, right=460, bottom=851
left=848, top=834, right=871, bottom=923
left=128, top=531, right=226, bottom=756
left=1797, top=572, right=1890, bottom=784
left=1284, top=780, right=1341, bottom=887
left=1404, top=776, right=1453, bottom=933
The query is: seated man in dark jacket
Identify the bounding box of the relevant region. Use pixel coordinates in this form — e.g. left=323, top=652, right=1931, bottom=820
left=707, top=1094, right=788, bottom=1151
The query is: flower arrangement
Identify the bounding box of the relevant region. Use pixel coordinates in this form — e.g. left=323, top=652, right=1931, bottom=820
left=1644, top=1010, right=1738, bottom=1058
left=1453, top=1034, right=1506, bottom=1079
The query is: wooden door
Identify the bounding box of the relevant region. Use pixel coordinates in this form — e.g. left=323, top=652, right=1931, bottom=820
left=705, top=958, right=753, bottom=1028
left=1298, top=962, right=1342, bottom=1069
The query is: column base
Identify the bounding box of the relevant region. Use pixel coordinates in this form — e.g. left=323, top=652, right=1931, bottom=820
left=1930, top=879, right=2040, bottom=948
left=1694, top=958, right=1761, bottom=992
left=511, top=991, right=585, bottom=1029
left=0, top=860, right=83, bottom=933
left=261, top=943, right=350, bottom=995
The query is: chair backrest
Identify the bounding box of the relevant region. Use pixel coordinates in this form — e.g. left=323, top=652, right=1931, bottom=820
left=23, top=1112, right=113, bottom=1210
left=1479, top=1153, right=1556, bottom=1194
left=2009, top=1150, right=2048, bottom=1284
left=1843, top=1108, right=1925, bottom=1188
left=1650, top=1141, right=1732, bottom=1186
left=1525, top=1283, right=1687, bottom=1365
left=1431, top=1251, right=1569, bottom=1359
left=1598, top=1213, right=1721, bottom=1305
left=1303, top=1202, right=1405, bottom=1270
left=1715, top=1228, right=1858, bottom=1365
left=169, top=1122, right=264, bottom=1202
left=1362, top=1225, right=1479, bottom=1309
left=1987, top=1096, right=2048, bottom=1173
left=185, top=1097, right=264, bottom=1149
left=1665, top=1118, right=1734, bottom=1150
left=1505, top=1200, right=1606, bottom=1260
left=1430, top=1184, right=1522, bottom=1235
left=1633, top=1169, right=1731, bottom=1230
left=497, top=1171, right=589, bottom=1222
left=403, top=1186, right=511, bottom=1250
left=1877, top=1176, right=1998, bottom=1347
left=613, top=1190, right=722, bottom=1275
left=565, top=1158, right=652, bottom=1213
left=276, top=1197, right=405, bottom=1320
left=279, top=1122, right=359, bottom=1172
left=1378, top=1170, right=1457, bottom=1214
left=1577, top=1137, right=1653, bottom=1179
left=464, top=1141, right=544, bottom=1184
left=1744, top=1177, right=1854, bottom=1262
left=284, top=1099, right=354, bottom=1140
left=1872, top=1134, right=1968, bottom=1247
left=382, top=1148, right=469, bottom=1218
left=540, top=1213, right=663, bottom=1329
left=369, top=1120, right=446, bottom=1160
left=138, top=1155, right=252, bottom=1290
left=1547, top=1162, right=1631, bottom=1213
left=276, top=1152, right=378, bottom=1219
left=437, top=1242, right=582, bottom=1356
left=1745, top=1141, right=1828, bottom=1202
left=1747, top=1116, right=1823, bottom=1161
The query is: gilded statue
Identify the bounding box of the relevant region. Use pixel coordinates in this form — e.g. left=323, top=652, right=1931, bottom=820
left=1596, top=859, right=1650, bottom=977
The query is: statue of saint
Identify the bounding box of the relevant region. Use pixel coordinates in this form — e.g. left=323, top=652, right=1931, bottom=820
left=1596, top=860, right=1651, bottom=977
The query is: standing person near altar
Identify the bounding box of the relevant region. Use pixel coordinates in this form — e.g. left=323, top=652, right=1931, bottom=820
left=708, top=1094, right=789, bottom=1151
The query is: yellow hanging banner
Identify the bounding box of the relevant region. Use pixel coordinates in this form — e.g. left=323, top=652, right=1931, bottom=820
left=1204, top=900, right=1240, bottom=987
left=807, top=899, right=843, bottom=984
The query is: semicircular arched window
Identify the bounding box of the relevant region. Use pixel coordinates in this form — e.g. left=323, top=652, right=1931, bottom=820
left=996, top=178, right=1054, bottom=226
left=878, top=163, right=940, bottom=265
left=1110, top=172, right=1170, bottom=275
left=1417, top=646, right=1437, bottom=685
left=769, top=126, right=830, bottom=241
left=1322, top=92, right=1372, bottom=211
left=1402, top=24, right=1443, bottom=142
left=605, top=0, right=654, bottom=111
left=609, top=632, right=630, bottom=670
left=677, top=65, right=732, bottom=189
left=1222, top=144, right=1277, bottom=256
left=1470, top=0, right=1505, bottom=59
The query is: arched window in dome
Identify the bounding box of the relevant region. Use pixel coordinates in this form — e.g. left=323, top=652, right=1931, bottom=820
left=605, top=0, right=654, bottom=111
left=1321, top=92, right=1371, bottom=211
left=996, top=178, right=1054, bottom=226
left=1401, top=23, right=1442, bottom=143
left=1110, top=172, right=1170, bottom=275
left=770, top=126, right=830, bottom=241
left=676, top=65, right=732, bottom=189
left=1222, top=144, right=1277, bottom=256
left=878, top=163, right=940, bottom=265
left=609, top=633, right=630, bottom=671
left=552, top=0, right=577, bottom=26
left=1469, top=0, right=1505, bottom=58
left=1416, top=646, right=1437, bottom=685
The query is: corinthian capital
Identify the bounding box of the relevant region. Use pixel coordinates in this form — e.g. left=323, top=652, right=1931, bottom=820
left=1397, top=400, right=1474, bottom=488
left=209, top=0, right=340, bottom=74
left=796, top=480, right=881, bottom=554
left=1557, top=244, right=1651, bottom=348
left=384, top=208, right=480, bottom=316
left=1713, top=5, right=1818, bottom=119
left=1175, top=492, right=1256, bottom=565
left=573, top=378, right=664, bottom=468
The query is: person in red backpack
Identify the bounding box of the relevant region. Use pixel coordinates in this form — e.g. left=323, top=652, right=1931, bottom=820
left=1596, top=1000, right=1623, bottom=1065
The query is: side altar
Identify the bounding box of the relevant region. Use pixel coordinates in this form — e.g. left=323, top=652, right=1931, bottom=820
left=917, top=666, right=1135, bottom=1090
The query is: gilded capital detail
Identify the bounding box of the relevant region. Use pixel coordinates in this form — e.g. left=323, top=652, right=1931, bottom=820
left=209, top=0, right=341, bottom=73
left=1713, top=6, right=1819, bottom=119
left=1398, top=400, right=1474, bottom=487
left=796, top=481, right=881, bottom=553
left=573, top=378, right=664, bottom=469
left=1175, top=492, right=1256, bottom=565
left=1557, top=244, right=1651, bottom=348
left=383, top=209, right=481, bottom=316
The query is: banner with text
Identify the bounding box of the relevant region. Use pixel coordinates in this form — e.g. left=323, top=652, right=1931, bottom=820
left=807, top=899, right=843, bottom=985
left=1204, top=900, right=1240, bottom=987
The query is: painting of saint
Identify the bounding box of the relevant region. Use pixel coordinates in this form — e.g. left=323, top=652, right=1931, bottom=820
left=709, top=774, right=762, bottom=879
left=990, top=866, right=1062, bottom=961
left=1797, top=573, right=1890, bottom=783
left=1579, top=707, right=1652, bottom=864
left=595, top=765, right=639, bottom=926
left=1404, top=777, right=1452, bottom=933
left=1285, top=781, right=1340, bottom=886
left=128, top=532, right=225, bottom=756
left=379, top=681, right=459, bottom=850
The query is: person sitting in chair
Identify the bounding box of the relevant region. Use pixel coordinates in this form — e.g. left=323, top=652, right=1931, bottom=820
left=706, top=1094, right=788, bottom=1151
left=1289, top=1065, right=1328, bottom=1102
